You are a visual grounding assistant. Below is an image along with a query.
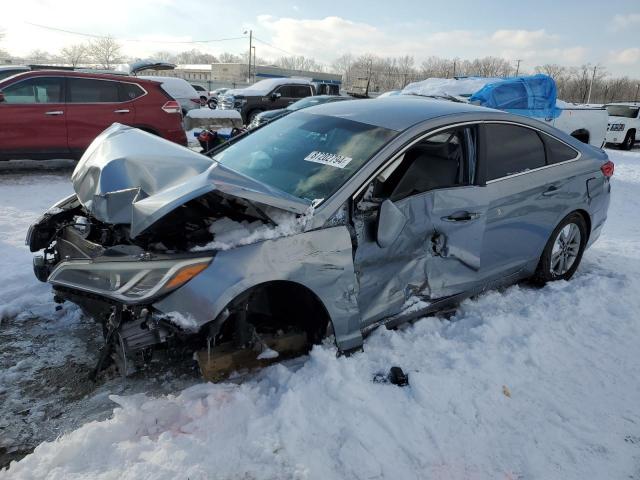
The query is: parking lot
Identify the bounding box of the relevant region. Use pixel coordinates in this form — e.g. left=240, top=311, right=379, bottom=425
left=1, top=146, right=640, bottom=477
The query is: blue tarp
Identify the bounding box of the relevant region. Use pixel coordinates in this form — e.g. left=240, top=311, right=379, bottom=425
left=468, top=74, right=561, bottom=119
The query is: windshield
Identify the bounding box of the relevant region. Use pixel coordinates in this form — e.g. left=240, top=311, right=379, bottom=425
left=214, top=111, right=397, bottom=202
left=606, top=105, right=639, bottom=118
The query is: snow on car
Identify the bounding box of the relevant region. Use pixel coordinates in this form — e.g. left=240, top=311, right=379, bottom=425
left=0, top=148, right=639, bottom=479
left=401, top=75, right=608, bottom=148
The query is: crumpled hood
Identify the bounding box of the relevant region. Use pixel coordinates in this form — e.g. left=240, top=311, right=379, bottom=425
left=72, top=124, right=311, bottom=238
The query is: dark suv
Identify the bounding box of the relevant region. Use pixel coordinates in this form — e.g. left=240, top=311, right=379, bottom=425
left=218, top=78, right=316, bottom=124
left=0, top=70, right=187, bottom=160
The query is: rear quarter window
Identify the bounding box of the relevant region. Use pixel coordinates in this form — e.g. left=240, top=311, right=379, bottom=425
left=484, top=123, right=546, bottom=180
left=543, top=134, right=579, bottom=164
left=119, top=82, right=145, bottom=101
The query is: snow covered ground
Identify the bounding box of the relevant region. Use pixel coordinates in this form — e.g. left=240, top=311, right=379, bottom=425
left=1, top=149, right=640, bottom=479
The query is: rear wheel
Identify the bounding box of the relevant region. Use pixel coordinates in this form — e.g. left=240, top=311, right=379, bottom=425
left=532, top=213, right=587, bottom=284
left=246, top=109, right=263, bottom=124
left=622, top=131, right=635, bottom=150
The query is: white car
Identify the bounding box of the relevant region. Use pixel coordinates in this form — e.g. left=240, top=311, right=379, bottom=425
left=605, top=103, right=639, bottom=150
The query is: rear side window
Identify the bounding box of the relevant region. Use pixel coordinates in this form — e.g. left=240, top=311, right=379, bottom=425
left=67, top=78, right=120, bottom=103
left=2, top=77, right=64, bottom=103
left=484, top=124, right=546, bottom=180
left=119, top=82, right=145, bottom=101
left=543, top=134, right=579, bottom=164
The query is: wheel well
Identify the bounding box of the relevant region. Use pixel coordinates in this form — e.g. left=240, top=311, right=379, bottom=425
left=570, top=129, right=590, bottom=144
left=628, top=128, right=636, bottom=137
left=216, top=281, right=332, bottom=345
left=574, top=209, right=592, bottom=242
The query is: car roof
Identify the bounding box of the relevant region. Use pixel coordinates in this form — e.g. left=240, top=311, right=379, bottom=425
left=0, top=69, right=155, bottom=86
left=308, top=95, right=504, bottom=131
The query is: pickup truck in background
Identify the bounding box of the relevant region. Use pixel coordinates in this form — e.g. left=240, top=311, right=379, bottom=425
left=218, top=77, right=340, bottom=124
left=400, top=75, right=608, bottom=148
left=604, top=102, right=639, bottom=150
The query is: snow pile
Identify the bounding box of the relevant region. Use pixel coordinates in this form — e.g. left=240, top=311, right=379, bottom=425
left=3, top=150, right=640, bottom=479
left=193, top=207, right=314, bottom=251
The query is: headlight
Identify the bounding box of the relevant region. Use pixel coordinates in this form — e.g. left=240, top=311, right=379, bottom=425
left=48, top=257, right=212, bottom=302
left=608, top=123, right=625, bottom=132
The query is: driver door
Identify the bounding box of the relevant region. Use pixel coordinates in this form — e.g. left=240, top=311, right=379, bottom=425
left=352, top=125, right=488, bottom=327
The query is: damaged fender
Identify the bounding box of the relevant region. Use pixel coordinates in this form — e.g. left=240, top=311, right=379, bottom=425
left=153, top=225, right=364, bottom=352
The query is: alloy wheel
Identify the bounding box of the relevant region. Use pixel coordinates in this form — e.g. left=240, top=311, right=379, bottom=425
left=550, top=223, right=581, bottom=276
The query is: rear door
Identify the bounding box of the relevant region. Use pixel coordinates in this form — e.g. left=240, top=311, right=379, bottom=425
left=65, top=77, right=136, bottom=154
left=0, top=76, right=68, bottom=157
left=479, top=122, right=567, bottom=279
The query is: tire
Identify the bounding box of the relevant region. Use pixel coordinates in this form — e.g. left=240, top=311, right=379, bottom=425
left=246, top=109, right=263, bottom=124
left=622, top=131, right=635, bottom=150
left=532, top=212, right=588, bottom=284
left=207, top=99, right=217, bottom=109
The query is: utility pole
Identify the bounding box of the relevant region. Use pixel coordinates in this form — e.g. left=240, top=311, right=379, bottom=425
left=252, top=46, right=256, bottom=83
left=515, top=59, right=522, bottom=76
left=244, top=29, right=252, bottom=83
left=587, top=65, right=597, bottom=104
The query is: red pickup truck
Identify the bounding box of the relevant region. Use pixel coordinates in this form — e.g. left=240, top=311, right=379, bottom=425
left=0, top=70, right=187, bottom=160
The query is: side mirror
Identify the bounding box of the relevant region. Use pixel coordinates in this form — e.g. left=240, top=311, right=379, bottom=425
left=0, top=90, right=4, bottom=102
left=376, top=199, right=407, bottom=248
left=270, top=92, right=281, bottom=101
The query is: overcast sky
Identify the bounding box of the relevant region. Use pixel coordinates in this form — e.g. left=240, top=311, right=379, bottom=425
left=2, top=0, right=639, bottom=76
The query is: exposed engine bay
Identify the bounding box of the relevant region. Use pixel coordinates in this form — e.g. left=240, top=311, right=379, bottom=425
left=25, top=124, right=327, bottom=381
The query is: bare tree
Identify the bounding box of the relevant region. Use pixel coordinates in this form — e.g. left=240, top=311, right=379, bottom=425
left=28, top=49, right=52, bottom=63
left=175, top=49, right=217, bottom=64
left=0, top=29, right=7, bottom=58
left=275, top=55, right=323, bottom=72
left=151, top=50, right=177, bottom=63
left=218, top=52, right=243, bottom=63
left=60, top=43, right=89, bottom=67
left=88, top=36, right=123, bottom=69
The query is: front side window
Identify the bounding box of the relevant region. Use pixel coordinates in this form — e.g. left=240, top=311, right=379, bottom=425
left=291, top=85, right=312, bottom=98
left=484, top=124, right=545, bottom=180
left=372, top=127, right=475, bottom=202
left=67, top=78, right=119, bottom=103
left=274, top=85, right=294, bottom=98
left=2, top=77, right=64, bottom=104
left=214, top=111, right=397, bottom=202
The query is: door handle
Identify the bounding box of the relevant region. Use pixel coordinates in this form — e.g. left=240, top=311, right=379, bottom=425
left=542, top=185, right=559, bottom=196
left=45, top=111, right=64, bottom=116
left=442, top=211, right=481, bottom=222
left=113, top=109, right=130, bottom=114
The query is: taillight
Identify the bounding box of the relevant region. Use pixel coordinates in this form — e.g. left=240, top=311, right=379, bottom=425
left=162, top=101, right=181, bottom=114
left=190, top=98, right=201, bottom=104
left=601, top=160, right=614, bottom=178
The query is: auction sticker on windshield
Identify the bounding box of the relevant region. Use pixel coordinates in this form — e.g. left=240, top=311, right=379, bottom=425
left=304, top=151, right=353, bottom=169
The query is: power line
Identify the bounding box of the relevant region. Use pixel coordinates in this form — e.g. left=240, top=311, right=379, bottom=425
left=252, top=35, right=298, bottom=57
left=25, top=22, right=247, bottom=44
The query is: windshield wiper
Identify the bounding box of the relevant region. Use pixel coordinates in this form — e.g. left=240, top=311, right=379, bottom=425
left=405, top=92, right=465, bottom=103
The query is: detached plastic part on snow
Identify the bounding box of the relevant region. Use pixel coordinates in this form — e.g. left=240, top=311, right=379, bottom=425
left=468, top=74, right=561, bottom=119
